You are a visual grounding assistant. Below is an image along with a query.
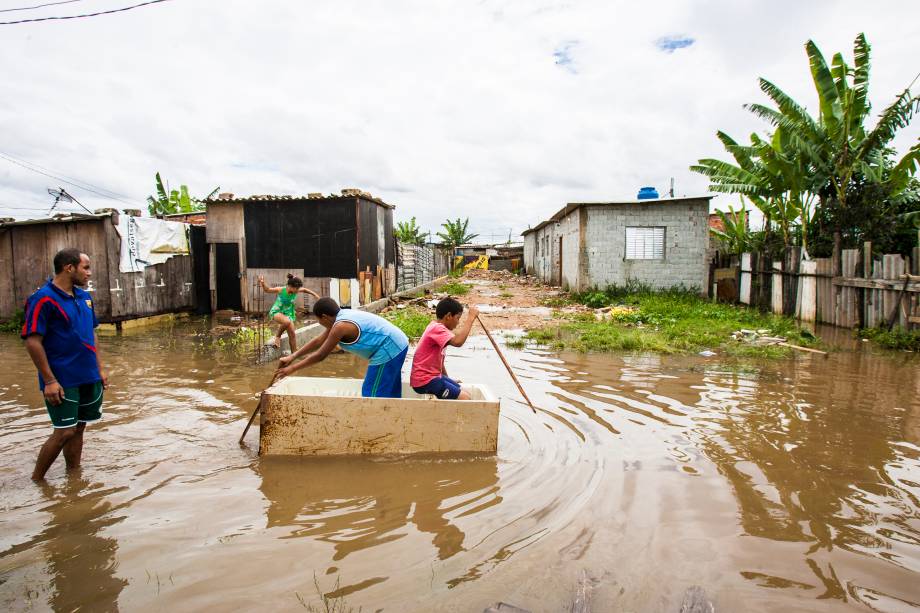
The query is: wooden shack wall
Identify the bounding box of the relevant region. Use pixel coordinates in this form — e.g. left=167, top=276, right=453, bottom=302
left=0, top=230, right=16, bottom=318
left=0, top=216, right=194, bottom=323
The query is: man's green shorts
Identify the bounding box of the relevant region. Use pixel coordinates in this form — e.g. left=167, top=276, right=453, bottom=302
left=44, top=381, right=104, bottom=429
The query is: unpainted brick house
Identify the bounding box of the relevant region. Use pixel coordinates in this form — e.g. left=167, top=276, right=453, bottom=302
left=522, top=196, right=714, bottom=292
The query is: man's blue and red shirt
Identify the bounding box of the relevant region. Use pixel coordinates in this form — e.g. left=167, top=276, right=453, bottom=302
left=20, top=280, right=100, bottom=390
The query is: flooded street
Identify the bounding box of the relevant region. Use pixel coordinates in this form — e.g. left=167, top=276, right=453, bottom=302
left=1, top=319, right=919, bottom=612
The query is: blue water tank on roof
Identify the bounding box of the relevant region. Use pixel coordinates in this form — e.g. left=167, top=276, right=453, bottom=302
left=637, top=186, right=659, bottom=200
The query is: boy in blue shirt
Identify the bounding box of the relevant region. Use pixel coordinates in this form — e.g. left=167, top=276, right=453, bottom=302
left=22, top=248, right=108, bottom=481
left=277, top=297, right=409, bottom=397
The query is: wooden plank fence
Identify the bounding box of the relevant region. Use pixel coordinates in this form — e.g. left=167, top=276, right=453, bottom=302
left=715, top=243, right=920, bottom=332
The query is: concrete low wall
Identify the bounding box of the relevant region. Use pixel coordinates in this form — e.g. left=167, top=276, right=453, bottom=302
left=262, top=275, right=448, bottom=361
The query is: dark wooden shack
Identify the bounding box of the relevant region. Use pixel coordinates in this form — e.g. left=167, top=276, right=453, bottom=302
left=0, top=212, right=197, bottom=324
left=204, top=192, right=396, bottom=313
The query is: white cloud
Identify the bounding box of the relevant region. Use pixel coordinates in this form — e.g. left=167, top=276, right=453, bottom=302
left=0, top=0, right=917, bottom=242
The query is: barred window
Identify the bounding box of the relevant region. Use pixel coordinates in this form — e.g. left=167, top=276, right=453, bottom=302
left=625, top=226, right=665, bottom=260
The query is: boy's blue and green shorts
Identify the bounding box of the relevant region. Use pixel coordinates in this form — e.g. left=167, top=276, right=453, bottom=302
left=44, top=381, right=104, bottom=429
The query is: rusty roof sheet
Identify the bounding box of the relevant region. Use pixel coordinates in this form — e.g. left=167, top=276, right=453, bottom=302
left=0, top=211, right=113, bottom=228
left=205, top=193, right=395, bottom=209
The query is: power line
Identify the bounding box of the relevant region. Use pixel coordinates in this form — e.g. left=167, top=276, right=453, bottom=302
left=0, top=0, right=172, bottom=24
left=0, top=150, right=132, bottom=200
left=0, top=1, right=86, bottom=13
left=0, top=152, right=138, bottom=207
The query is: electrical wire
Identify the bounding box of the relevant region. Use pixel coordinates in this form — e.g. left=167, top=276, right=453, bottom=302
left=0, top=151, right=132, bottom=200
left=0, top=0, right=85, bottom=13
left=0, top=152, right=139, bottom=207
left=0, top=0, right=172, bottom=24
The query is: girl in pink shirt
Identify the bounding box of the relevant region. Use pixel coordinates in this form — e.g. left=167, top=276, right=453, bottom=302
left=410, top=298, right=479, bottom=399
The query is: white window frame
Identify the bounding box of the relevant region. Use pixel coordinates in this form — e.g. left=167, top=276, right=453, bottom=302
left=625, top=226, right=665, bottom=260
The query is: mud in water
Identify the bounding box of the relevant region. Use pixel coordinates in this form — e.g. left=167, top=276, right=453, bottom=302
left=1, top=318, right=919, bottom=612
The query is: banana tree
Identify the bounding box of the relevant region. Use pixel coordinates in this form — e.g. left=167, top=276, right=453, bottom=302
left=395, top=217, right=426, bottom=245
left=691, top=130, right=809, bottom=252
left=710, top=203, right=754, bottom=259
left=147, top=172, right=219, bottom=216
left=693, top=33, right=920, bottom=256
left=437, top=218, right=479, bottom=250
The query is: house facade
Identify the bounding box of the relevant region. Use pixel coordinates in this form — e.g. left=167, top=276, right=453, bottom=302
left=205, top=191, right=396, bottom=313
left=523, top=196, right=713, bottom=292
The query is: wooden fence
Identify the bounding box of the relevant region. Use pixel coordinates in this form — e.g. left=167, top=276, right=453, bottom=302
left=713, top=244, right=920, bottom=332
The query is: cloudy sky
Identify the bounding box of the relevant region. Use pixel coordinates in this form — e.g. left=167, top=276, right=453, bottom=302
left=1, top=0, right=918, bottom=241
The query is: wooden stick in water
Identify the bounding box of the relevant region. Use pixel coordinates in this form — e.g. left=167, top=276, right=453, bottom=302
left=778, top=342, right=828, bottom=356
left=239, top=372, right=280, bottom=445
left=476, top=315, right=537, bottom=414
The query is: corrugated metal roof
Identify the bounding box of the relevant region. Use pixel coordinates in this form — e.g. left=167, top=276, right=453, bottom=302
left=521, top=195, right=714, bottom=235
left=205, top=192, right=395, bottom=210
left=0, top=211, right=113, bottom=228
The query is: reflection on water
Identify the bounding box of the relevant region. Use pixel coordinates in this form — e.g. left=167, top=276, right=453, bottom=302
left=0, top=317, right=918, bottom=611
left=259, top=455, right=499, bottom=563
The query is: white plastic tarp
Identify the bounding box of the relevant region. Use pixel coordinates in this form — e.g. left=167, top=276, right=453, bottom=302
left=116, top=215, right=190, bottom=273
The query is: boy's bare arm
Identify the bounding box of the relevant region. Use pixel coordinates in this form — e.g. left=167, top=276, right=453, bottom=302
left=279, top=329, right=329, bottom=365
left=448, top=306, right=480, bottom=347
left=277, top=325, right=347, bottom=378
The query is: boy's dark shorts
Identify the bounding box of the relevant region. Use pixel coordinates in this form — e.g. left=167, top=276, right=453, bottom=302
left=413, top=376, right=462, bottom=399
left=44, top=381, right=104, bottom=429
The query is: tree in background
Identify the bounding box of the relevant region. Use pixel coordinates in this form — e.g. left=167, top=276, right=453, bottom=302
left=147, top=172, right=219, bottom=216
left=395, top=217, right=426, bottom=245
left=692, top=33, right=920, bottom=257
left=437, top=217, right=478, bottom=250
left=710, top=203, right=758, bottom=259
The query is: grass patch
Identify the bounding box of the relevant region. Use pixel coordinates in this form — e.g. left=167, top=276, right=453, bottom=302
left=857, top=327, right=920, bottom=351
left=439, top=280, right=470, bottom=296
left=503, top=334, right=527, bottom=349
left=499, top=291, right=514, bottom=299
left=384, top=307, right=431, bottom=339
left=215, top=326, right=257, bottom=349
left=540, top=295, right=573, bottom=308
left=0, top=309, right=25, bottom=333
left=527, top=284, right=818, bottom=358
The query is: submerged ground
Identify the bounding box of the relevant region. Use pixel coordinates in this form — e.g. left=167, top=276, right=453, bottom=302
left=0, top=315, right=918, bottom=612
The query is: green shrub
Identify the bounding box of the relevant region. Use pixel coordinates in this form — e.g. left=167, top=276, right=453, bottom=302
left=384, top=307, right=432, bottom=339
left=857, top=327, right=920, bottom=351
left=0, top=309, right=25, bottom=333
left=440, top=281, right=471, bottom=296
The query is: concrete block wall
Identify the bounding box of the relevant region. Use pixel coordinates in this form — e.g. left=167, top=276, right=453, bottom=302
left=558, top=209, right=582, bottom=289
left=523, top=233, right=536, bottom=274
left=528, top=224, right=558, bottom=284
left=583, top=200, right=709, bottom=292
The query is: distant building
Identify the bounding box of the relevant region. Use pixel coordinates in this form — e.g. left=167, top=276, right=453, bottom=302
left=522, top=196, right=714, bottom=292
left=454, top=243, right=524, bottom=272
left=204, top=191, right=396, bottom=312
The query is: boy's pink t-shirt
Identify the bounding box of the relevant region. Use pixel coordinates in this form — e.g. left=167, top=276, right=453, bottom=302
left=410, top=322, right=454, bottom=387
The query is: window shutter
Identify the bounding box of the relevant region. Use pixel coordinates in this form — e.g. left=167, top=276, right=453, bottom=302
left=625, top=227, right=665, bottom=260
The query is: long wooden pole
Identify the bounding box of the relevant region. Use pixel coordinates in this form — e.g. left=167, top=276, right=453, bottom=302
left=239, top=372, right=280, bottom=445
left=477, top=315, right=537, bottom=414
left=777, top=342, right=828, bottom=357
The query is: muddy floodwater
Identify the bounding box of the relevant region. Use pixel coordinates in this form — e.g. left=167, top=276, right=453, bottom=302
left=1, top=319, right=919, bottom=612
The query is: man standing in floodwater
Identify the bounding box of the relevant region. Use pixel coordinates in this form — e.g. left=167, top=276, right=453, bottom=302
left=276, top=297, right=409, bottom=397
left=22, top=248, right=108, bottom=481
